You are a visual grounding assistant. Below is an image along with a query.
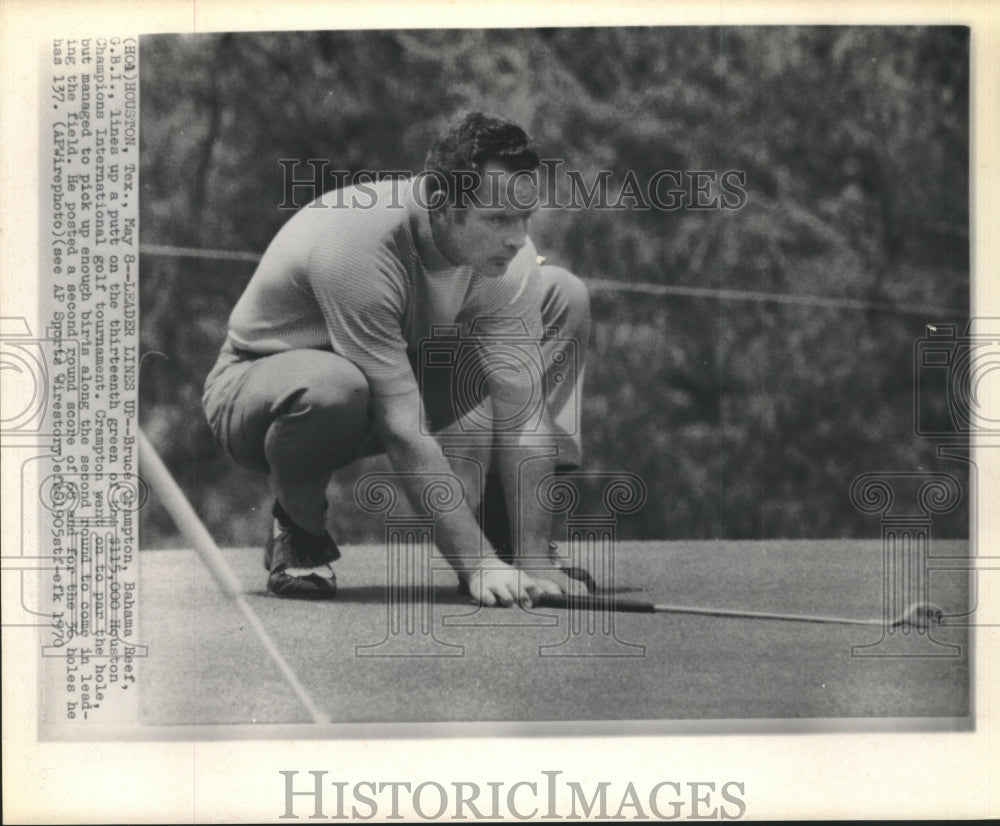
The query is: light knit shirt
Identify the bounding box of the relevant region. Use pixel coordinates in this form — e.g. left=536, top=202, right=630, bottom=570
left=227, top=177, right=544, bottom=397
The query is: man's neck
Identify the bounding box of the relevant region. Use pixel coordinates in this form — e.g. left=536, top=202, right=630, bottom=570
left=428, top=208, right=461, bottom=267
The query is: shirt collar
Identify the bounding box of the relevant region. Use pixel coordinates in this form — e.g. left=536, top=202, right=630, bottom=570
left=408, top=175, right=464, bottom=276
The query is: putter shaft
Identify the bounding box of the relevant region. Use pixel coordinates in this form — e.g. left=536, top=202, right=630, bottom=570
left=535, top=593, right=917, bottom=628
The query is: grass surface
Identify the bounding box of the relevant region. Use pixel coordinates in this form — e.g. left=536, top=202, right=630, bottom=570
left=138, top=540, right=971, bottom=727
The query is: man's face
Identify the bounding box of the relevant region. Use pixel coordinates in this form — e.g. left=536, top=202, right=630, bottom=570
left=438, top=163, right=539, bottom=276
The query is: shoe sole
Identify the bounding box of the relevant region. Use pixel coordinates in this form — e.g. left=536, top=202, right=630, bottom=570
left=267, top=571, right=338, bottom=600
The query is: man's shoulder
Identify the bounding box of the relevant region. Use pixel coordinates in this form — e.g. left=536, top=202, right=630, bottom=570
left=294, top=177, right=414, bottom=232
left=269, top=177, right=417, bottom=270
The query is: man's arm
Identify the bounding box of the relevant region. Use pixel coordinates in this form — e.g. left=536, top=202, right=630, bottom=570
left=490, top=395, right=590, bottom=598
left=371, top=388, right=542, bottom=607
left=490, top=394, right=557, bottom=561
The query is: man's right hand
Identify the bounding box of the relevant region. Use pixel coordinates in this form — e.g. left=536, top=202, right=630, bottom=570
left=461, top=559, right=541, bottom=607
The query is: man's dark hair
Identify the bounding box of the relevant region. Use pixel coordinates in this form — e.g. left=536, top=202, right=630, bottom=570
left=423, top=112, right=540, bottom=209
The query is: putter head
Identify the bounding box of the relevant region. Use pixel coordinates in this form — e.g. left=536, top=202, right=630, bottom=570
left=892, top=602, right=944, bottom=628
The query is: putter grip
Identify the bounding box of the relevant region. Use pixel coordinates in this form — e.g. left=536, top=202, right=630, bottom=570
left=535, top=593, right=657, bottom=613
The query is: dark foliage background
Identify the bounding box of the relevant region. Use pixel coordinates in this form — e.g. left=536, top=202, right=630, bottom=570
left=138, top=26, right=969, bottom=547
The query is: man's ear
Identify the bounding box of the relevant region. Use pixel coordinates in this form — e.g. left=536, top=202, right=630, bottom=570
left=428, top=188, right=448, bottom=211
left=429, top=190, right=468, bottom=226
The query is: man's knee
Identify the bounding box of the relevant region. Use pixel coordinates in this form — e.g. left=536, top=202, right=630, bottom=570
left=263, top=351, right=373, bottom=472
left=279, top=378, right=369, bottom=425
left=271, top=351, right=370, bottom=423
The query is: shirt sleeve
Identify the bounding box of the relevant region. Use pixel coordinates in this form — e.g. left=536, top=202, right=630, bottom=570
left=306, top=244, right=418, bottom=397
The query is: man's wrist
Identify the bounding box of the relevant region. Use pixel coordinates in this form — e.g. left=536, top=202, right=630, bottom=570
left=452, top=551, right=503, bottom=581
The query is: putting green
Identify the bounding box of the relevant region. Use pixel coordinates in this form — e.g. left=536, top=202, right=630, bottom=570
left=137, top=540, right=971, bottom=728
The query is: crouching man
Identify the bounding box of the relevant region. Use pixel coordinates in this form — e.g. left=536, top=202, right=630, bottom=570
left=203, top=112, right=592, bottom=606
